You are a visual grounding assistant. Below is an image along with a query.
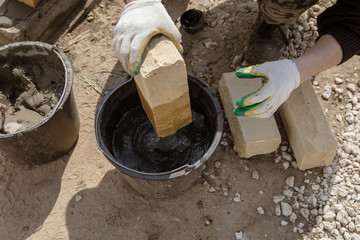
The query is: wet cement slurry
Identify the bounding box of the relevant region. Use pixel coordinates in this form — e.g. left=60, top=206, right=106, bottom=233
left=0, top=61, right=64, bottom=134
left=112, top=106, right=211, bottom=173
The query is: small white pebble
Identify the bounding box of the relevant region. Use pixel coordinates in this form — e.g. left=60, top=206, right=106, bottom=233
left=291, top=161, right=298, bottom=169
left=252, top=171, right=260, bottom=180
left=281, top=202, right=293, bottom=217
left=233, top=193, right=241, bottom=202
left=290, top=212, right=297, bottom=223
left=282, top=152, right=292, bottom=161
left=235, top=231, right=244, bottom=240
left=336, top=114, right=342, bottom=122
left=283, top=189, right=293, bottom=198
left=283, top=161, right=290, bottom=170
left=275, top=205, right=281, bottom=216
left=286, top=176, right=295, bottom=187
left=214, top=161, right=221, bottom=168
left=322, top=85, right=332, bottom=100
left=311, top=209, right=318, bottom=215
left=257, top=207, right=265, bottom=215
left=275, top=155, right=282, bottom=163
left=347, top=83, right=356, bottom=92
left=335, top=77, right=344, bottom=84
left=274, top=195, right=285, bottom=203
left=220, top=140, right=228, bottom=147
left=75, top=195, right=82, bottom=202
left=345, top=113, right=355, bottom=124
left=281, top=220, right=288, bottom=226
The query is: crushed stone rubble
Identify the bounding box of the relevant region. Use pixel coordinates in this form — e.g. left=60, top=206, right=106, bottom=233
left=198, top=1, right=360, bottom=239
left=270, top=3, right=359, bottom=239
left=203, top=80, right=359, bottom=239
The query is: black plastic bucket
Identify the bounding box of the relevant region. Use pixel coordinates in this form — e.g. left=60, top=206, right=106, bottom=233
left=180, top=9, right=206, bottom=34
left=95, top=75, right=223, bottom=198
left=0, top=42, right=80, bottom=164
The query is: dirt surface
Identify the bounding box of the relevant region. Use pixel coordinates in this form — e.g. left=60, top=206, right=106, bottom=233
left=0, top=0, right=359, bottom=239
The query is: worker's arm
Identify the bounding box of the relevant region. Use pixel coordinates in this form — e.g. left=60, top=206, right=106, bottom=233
left=234, top=0, right=360, bottom=118
left=294, top=34, right=342, bottom=84
left=233, top=34, right=343, bottom=118
left=112, top=0, right=182, bottom=76
left=317, top=0, right=360, bottom=64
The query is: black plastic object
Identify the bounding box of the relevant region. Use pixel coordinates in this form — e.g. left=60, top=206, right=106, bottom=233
left=0, top=42, right=80, bottom=165
left=180, top=9, right=206, bottom=34
left=95, top=75, right=223, bottom=198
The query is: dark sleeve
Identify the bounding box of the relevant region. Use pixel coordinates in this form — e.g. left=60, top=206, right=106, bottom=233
left=317, top=0, right=360, bottom=64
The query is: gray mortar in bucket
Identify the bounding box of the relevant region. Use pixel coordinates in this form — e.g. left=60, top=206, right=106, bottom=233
left=0, top=41, right=80, bottom=164
left=95, top=75, right=223, bottom=198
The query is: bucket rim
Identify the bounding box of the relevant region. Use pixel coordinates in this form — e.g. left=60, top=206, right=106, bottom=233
left=0, top=41, right=73, bottom=139
left=95, top=75, right=223, bottom=180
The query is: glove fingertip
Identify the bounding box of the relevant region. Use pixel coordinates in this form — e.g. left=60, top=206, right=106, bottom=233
left=127, top=57, right=142, bottom=76
left=234, top=68, right=246, bottom=78
left=235, top=97, right=246, bottom=108
left=173, top=42, right=183, bottom=54
left=130, top=67, right=140, bottom=77
left=179, top=45, right=184, bottom=54
left=162, top=33, right=183, bottom=53
left=233, top=107, right=246, bottom=116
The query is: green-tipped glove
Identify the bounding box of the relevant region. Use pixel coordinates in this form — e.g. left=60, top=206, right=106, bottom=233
left=234, top=59, right=301, bottom=118
left=112, top=0, right=183, bottom=76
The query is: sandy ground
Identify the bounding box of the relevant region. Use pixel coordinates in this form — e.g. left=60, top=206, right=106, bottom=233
left=0, top=0, right=359, bottom=239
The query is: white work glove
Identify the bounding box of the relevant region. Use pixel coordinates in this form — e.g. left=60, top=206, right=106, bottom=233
left=233, top=59, right=301, bottom=118
left=112, top=0, right=183, bottom=76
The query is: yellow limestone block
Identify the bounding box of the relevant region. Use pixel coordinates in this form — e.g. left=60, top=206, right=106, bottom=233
left=279, top=80, right=338, bottom=170
left=219, top=72, right=281, bottom=158
left=134, top=35, right=192, bottom=137
left=18, top=0, right=41, bottom=7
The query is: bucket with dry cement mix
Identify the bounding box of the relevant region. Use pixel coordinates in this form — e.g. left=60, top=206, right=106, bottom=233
left=0, top=41, right=80, bottom=164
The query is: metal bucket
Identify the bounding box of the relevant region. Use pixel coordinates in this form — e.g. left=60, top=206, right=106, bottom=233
left=0, top=41, right=80, bottom=164
left=95, top=75, right=223, bottom=198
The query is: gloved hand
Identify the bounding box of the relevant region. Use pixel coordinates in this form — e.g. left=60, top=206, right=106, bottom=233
left=234, top=59, right=301, bottom=118
left=112, top=0, right=183, bottom=76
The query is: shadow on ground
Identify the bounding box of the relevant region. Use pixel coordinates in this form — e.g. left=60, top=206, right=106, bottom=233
left=0, top=146, right=75, bottom=240
left=64, top=144, right=335, bottom=240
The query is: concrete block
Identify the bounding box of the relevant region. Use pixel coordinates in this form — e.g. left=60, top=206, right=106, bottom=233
left=0, top=0, right=83, bottom=45
left=218, top=72, right=281, bottom=158
left=134, top=35, right=192, bottom=137
left=17, top=0, right=41, bottom=8
left=279, top=80, right=338, bottom=170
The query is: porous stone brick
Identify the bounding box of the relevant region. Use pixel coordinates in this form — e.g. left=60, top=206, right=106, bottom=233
left=279, top=80, right=338, bottom=170
left=218, top=72, right=281, bottom=158
left=134, top=35, right=192, bottom=137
